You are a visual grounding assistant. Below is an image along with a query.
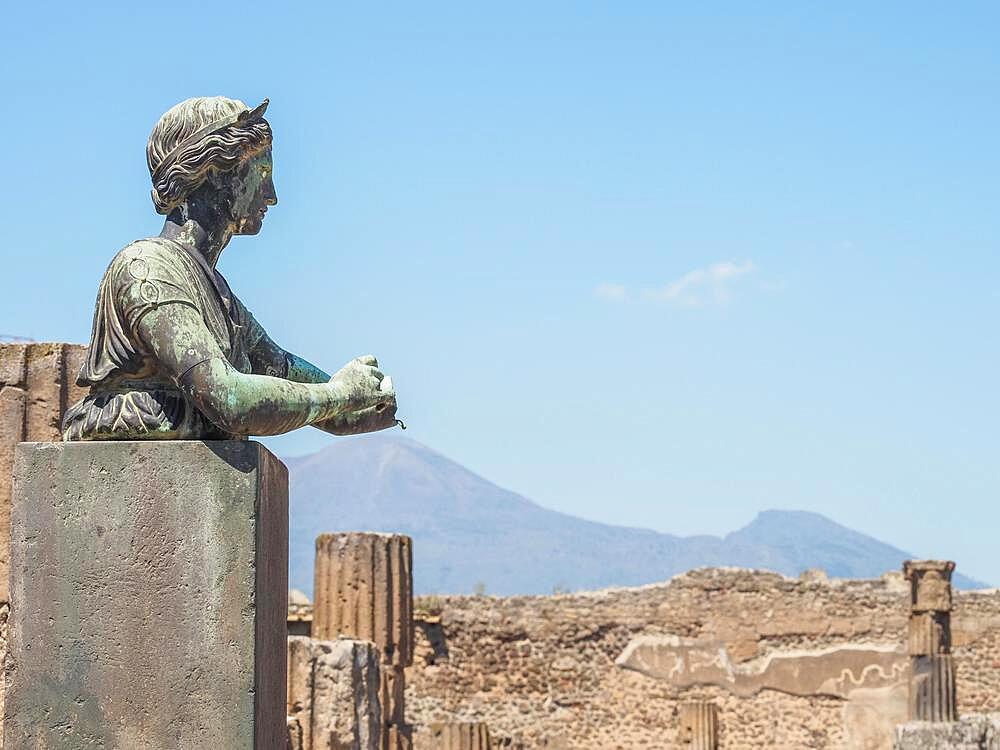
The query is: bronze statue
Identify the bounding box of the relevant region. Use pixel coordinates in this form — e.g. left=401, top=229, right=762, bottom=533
left=63, top=97, right=398, bottom=441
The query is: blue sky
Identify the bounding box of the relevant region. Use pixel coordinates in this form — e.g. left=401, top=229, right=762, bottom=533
left=2, top=3, right=998, bottom=584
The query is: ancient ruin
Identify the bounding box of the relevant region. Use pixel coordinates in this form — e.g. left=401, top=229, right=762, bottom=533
left=904, top=560, right=958, bottom=722
left=287, top=636, right=382, bottom=750
left=313, top=533, right=416, bottom=749
left=2, top=339, right=1000, bottom=748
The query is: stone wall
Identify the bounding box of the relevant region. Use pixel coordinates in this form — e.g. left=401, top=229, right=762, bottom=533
left=404, top=569, right=1000, bottom=750
left=0, top=343, right=86, bottom=601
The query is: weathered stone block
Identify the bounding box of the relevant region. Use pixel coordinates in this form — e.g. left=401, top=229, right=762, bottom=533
left=894, top=714, right=1000, bottom=749
left=313, top=532, right=414, bottom=667
left=287, top=635, right=381, bottom=750
left=904, top=560, right=955, bottom=613
left=0, top=344, right=27, bottom=389
left=4, top=440, right=288, bottom=750
left=909, top=654, right=957, bottom=722
left=678, top=702, right=719, bottom=750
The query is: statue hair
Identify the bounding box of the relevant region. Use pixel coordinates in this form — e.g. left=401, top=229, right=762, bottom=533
left=146, top=96, right=272, bottom=215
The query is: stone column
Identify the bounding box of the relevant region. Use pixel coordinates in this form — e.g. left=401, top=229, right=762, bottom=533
left=903, top=560, right=957, bottom=723
left=287, top=635, right=381, bottom=750
left=4, top=440, right=288, bottom=749
left=415, top=723, right=492, bottom=750
left=314, top=532, right=414, bottom=750
left=678, top=702, right=719, bottom=750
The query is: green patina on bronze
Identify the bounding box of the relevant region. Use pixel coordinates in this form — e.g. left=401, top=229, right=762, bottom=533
left=63, top=96, right=398, bottom=441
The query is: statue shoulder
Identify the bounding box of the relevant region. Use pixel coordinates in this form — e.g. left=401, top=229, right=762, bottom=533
left=106, top=237, right=182, bottom=274
left=103, top=238, right=203, bottom=315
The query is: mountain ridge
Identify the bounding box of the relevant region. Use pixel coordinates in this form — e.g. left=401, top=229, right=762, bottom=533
left=284, top=433, right=986, bottom=595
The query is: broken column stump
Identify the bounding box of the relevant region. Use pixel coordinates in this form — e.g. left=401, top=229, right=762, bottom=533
left=288, top=717, right=305, bottom=750
left=4, top=440, right=288, bottom=750
left=678, top=702, right=720, bottom=750
left=903, top=560, right=957, bottom=723
left=287, top=635, right=381, bottom=750
left=314, top=532, right=414, bottom=750
left=415, top=723, right=492, bottom=750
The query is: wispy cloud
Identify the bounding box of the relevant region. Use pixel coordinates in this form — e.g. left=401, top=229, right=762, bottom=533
left=593, top=260, right=756, bottom=307
left=593, top=282, right=628, bottom=302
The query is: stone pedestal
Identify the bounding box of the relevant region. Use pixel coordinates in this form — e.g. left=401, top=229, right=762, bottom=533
left=314, top=532, right=414, bottom=749
left=678, top=702, right=719, bottom=750
left=4, top=440, right=288, bottom=750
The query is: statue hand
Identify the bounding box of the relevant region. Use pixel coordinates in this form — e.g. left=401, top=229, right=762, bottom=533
left=319, top=398, right=399, bottom=435
left=327, top=355, right=395, bottom=414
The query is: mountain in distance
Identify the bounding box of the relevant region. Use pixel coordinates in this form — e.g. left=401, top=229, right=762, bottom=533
left=284, top=433, right=986, bottom=596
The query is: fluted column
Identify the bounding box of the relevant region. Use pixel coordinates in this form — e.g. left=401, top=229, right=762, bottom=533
left=421, top=722, right=492, bottom=750
left=314, top=533, right=414, bottom=750
left=678, top=702, right=719, bottom=750
left=903, top=560, right=957, bottom=722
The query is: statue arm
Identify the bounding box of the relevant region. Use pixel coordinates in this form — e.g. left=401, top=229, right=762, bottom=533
left=248, top=330, right=331, bottom=383
left=138, top=305, right=388, bottom=436
left=248, top=330, right=400, bottom=436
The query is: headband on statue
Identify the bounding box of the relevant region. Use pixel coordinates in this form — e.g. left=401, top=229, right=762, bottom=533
left=151, top=99, right=270, bottom=183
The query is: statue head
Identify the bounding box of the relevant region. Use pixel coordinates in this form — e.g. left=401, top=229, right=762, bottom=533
left=147, top=96, right=276, bottom=235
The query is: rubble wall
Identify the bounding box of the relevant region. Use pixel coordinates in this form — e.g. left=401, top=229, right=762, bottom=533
left=405, top=569, right=1000, bottom=750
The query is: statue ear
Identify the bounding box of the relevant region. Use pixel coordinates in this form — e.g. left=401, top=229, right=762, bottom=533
left=202, top=168, right=237, bottom=218
left=205, top=167, right=230, bottom=192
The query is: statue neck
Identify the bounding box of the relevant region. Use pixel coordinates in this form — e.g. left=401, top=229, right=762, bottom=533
left=159, top=197, right=234, bottom=268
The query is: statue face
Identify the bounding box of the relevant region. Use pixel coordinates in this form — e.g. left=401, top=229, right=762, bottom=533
left=230, top=148, right=277, bottom=235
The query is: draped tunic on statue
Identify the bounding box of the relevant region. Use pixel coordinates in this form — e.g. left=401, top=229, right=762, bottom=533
left=62, top=237, right=265, bottom=440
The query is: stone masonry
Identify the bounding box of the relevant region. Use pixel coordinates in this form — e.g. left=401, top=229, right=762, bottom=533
left=314, top=533, right=415, bottom=750
left=401, top=568, right=1000, bottom=749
